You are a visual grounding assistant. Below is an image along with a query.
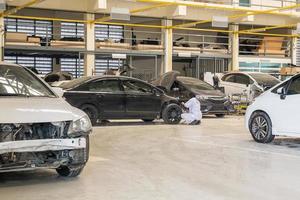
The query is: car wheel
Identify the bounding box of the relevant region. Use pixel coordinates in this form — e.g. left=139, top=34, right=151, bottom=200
left=249, top=112, right=275, bottom=143
left=162, top=103, right=182, bottom=124
left=142, top=119, right=155, bottom=122
left=56, top=135, right=89, bottom=177
left=80, top=104, right=98, bottom=126
left=215, top=114, right=225, bottom=118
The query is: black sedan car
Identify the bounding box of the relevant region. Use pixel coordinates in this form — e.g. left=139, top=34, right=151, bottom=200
left=59, top=76, right=182, bottom=125
left=151, top=71, right=234, bottom=117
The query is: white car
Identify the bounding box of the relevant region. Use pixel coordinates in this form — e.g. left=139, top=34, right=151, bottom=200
left=220, top=72, right=281, bottom=102
left=245, top=74, right=300, bottom=143
left=0, top=63, right=92, bottom=177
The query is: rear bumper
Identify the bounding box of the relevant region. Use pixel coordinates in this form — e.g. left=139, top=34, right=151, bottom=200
left=0, top=138, right=86, bottom=155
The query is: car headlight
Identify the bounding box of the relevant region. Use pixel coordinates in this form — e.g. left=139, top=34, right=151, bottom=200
left=68, top=115, right=92, bottom=135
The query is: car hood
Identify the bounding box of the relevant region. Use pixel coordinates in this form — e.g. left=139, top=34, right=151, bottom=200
left=0, top=97, right=85, bottom=123
left=191, top=88, right=226, bottom=98
left=151, top=71, right=180, bottom=91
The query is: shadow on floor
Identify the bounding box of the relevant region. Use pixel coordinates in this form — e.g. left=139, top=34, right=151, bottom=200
left=93, top=116, right=222, bottom=127
left=272, top=138, right=300, bottom=149
left=0, top=169, right=77, bottom=188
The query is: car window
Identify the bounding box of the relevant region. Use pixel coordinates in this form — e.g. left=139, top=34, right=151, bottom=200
left=287, top=77, right=300, bottom=95
left=0, top=65, right=55, bottom=97
left=122, top=80, right=153, bottom=94
left=222, top=74, right=235, bottom=83
left=77, top=79, right=121, bottom=92
left=235, top=75, right=251, bottom=85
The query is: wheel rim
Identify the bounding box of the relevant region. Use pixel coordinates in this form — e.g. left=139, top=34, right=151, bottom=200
left=167, top=107, right=181, bottom=122
left=251, top=116, right=269, bottom=140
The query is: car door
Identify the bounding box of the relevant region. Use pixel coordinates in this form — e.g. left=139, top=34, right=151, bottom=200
left=270, top=76, right=300, bottom=134
left=72, top=78, right=126, bottom=119
left=121, top=78, right=161, bottom=118
left=221, top=74, right=251, bottom=96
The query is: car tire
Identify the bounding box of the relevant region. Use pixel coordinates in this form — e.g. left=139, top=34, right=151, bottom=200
left=80, top=104, right=98, bottom=126
left=56, top=135, right=89, bottom=177
left=215, top=114, right=225, bottom=118
left=249, top=111, right=275, bottom=143
left=162, top=103, right=182, bottom=124
left=142, top=119, right=155, bottom=122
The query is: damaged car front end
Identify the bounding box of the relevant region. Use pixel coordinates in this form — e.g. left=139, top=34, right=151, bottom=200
left=0, top=63, right=92, bottom=177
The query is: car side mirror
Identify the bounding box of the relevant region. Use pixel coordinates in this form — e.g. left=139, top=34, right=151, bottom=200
left=277, top=87, right=287, bottom=100
left=153, top=89, right=161, bottom=96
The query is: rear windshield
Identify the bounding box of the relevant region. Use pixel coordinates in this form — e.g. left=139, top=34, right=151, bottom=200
left=177, top=76, right=215, bottom=90
left=59, top=77, right=91, bottom=89
left=249, top=73, right=280, bottom=86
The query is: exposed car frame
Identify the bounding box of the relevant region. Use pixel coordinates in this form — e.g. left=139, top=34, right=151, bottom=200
left=0, top=63, right=92, bottom=177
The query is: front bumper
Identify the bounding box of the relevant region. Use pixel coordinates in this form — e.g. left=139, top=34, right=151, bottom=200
left=201, top=101, right=235, bottom=115
left=0, top=138, right=86, bottom=154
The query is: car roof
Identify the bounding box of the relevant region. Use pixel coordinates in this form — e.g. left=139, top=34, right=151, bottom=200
left=89, top=75, right=150, bottom=83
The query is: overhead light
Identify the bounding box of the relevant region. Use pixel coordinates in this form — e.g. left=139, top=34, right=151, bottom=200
left=212, top=16, right=228, bottom=28
left=110, top=7, right=130, bottom=21
left=95, top=0, right=107, bottom=10
left=178, top=52, right=192, bottom=58
left=173, top=5, right=187, bottom=17
left=112, top=54, right=127, bottom=59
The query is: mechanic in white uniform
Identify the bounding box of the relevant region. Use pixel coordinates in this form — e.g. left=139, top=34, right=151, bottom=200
left=181, top=96, right=202, bottom=125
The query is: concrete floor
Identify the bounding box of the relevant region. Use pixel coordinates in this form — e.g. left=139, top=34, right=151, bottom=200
left=1, top=116, right=300, bottom=200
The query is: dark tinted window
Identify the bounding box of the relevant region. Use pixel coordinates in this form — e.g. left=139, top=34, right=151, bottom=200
left=75, top=79, right=121, bottom=92
left=177, top=77, right=215, bottom=90
left=249, top=73, right=280, bottom=87
left=287, top=77, right=300, bottom=95
left=122, top=80, right=153, bottom=94
left=235, top=75, right=251, bottom=85
left=222, top=74, right=235, bottom=83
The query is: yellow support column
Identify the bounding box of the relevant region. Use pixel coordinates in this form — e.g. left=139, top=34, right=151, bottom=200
left=230, top=24, right=239, bottom=71
left=0, top=17, right=4, bottom=61
left=291, top=35, right=298, bottom=65
left=84, top=13, right=95, bottom=76
left=162, top=19, right=173, bottom=73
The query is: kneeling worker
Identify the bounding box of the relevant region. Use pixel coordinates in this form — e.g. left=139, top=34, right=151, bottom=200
left=181, top=96, right=202, bottom=125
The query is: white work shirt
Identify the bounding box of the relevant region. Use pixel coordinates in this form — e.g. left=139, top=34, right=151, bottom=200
left=183, top=97, right=202, bottom=121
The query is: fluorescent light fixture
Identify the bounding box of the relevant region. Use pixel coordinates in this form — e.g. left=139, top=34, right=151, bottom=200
left=173, top=5, right=187, bottom=17
left=110, top=7, right=130, bottom=21
left=112, top=54, right=127, bottom=59
left=212, top=16, right=228, bottom=28
left=178, top=52, right=192, bottom=58
left=95, top=0, right=107, bottom=10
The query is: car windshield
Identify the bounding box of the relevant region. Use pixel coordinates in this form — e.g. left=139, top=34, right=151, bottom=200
left=59, top=76, right=92, bottom=89
left=0, top=65, right=55, bottom=97
left=249, top=73, right=280, bottom=86
left=177, top=76, right=215, bottom=91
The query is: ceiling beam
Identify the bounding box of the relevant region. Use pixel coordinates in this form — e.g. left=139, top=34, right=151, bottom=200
left=0, top=0, right=46, bottom=17
left=136, top=0, right=299, bottom=17
left=172, top=3, right=300, bottom=28
left=92, top=3, right=171, bottom=23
